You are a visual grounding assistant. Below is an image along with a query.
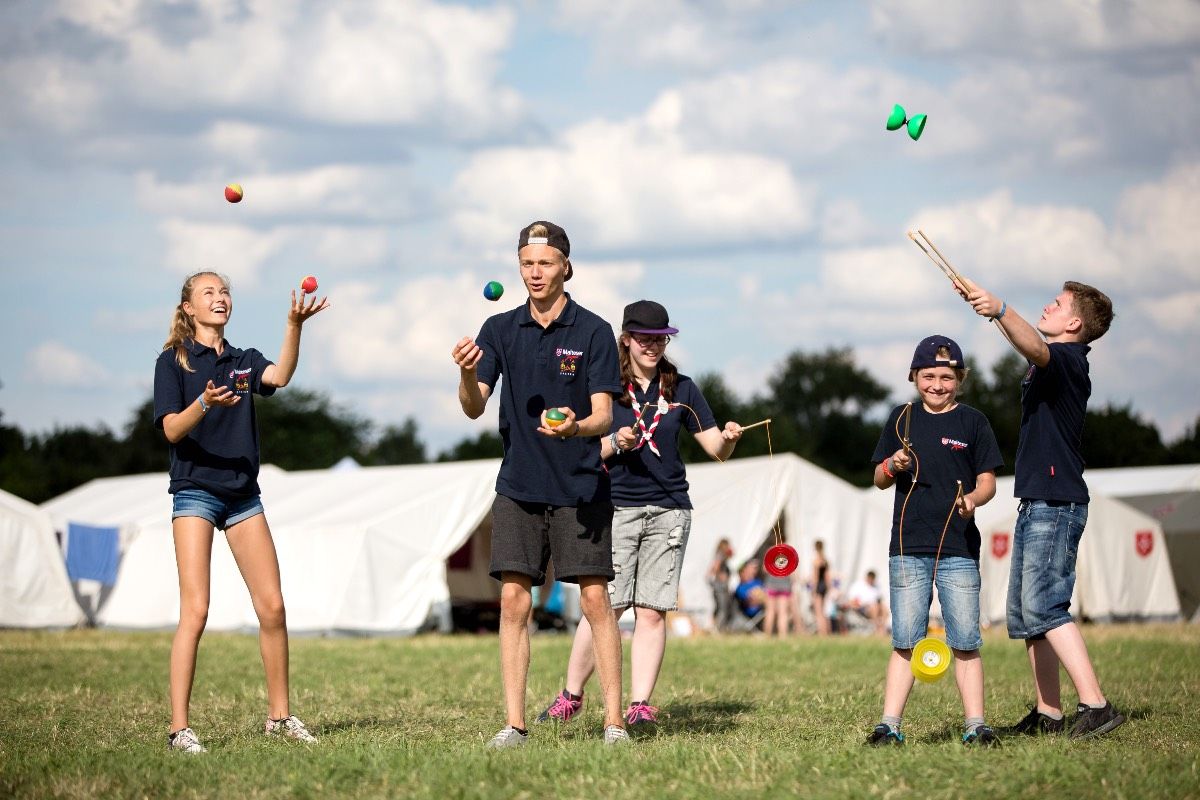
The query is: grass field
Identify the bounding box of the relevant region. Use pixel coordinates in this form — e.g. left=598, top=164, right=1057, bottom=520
left=1, top=625, right=1198, bottom=799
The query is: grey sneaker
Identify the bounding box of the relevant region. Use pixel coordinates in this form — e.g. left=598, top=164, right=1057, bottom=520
left=603, top=725, right=631, bottom=745
left=167, top=727, right=206, bottom=754
left=486, top=725, right=529, bottom=749
left=264, top=715, right=318, bottom=743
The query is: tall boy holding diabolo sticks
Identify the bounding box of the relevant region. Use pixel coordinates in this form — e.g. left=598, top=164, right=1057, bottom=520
left=868, top=336, right=1003, bottom=746
left=962, top=280, right=1124, bottom=739
left=451, top=221, right=629, bottom=747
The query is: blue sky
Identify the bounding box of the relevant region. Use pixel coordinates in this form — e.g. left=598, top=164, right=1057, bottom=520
left=2, top=0, right=1198, bottom=455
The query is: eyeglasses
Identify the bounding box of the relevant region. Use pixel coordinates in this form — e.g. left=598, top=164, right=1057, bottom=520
left=629, top=334, right=670, bottom=347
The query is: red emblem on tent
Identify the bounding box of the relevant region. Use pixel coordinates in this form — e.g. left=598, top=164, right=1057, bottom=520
left=1135, top=530, right=1153, bottom=558
left=991, top=532, right=1010, bottom=559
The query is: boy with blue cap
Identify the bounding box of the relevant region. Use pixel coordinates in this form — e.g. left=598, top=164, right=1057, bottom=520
left=868, top=335, right=1004, bottom=747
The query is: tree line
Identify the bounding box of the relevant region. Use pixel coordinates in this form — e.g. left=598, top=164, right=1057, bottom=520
left=2, top=348, right=1197, bottom=504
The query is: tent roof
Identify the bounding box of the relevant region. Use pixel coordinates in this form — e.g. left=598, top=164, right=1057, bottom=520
left=1084, top=464, right=1200, bottom=497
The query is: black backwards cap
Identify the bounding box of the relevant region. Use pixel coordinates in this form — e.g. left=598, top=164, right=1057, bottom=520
left=517, top=221, right=570, bottom=258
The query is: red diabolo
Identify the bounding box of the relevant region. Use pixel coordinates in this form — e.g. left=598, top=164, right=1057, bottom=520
left=763, top=544, right=798, bottom=577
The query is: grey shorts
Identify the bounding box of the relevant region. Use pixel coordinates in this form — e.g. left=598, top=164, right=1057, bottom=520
left=609, top=505, right=691, bottom=612
left=489, top=493, right=614, bottom=586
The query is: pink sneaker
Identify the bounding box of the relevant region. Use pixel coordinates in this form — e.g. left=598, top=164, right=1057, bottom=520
left=625, top=702, right=659, bottom=727
left=536, top=690, right=583, bottom=723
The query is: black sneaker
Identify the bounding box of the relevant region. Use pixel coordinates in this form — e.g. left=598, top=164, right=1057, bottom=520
left=865, top=723, right=904, bottom=746
left=963, top=724, right=1001, bottom=747
left=1002, top=705, right=1065, bottom=736
left=1068, top=702, right=1126, bottom=740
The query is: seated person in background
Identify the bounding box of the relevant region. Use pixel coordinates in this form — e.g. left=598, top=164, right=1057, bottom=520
left=734, top=560, right=766, bottom=621
left=844, top=570, right=889, bottom=635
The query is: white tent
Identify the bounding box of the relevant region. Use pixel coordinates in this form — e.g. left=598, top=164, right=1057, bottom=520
left=0, top=488, right=85, bottom=628
left=41, top=462, right=499, bottom=634
left=680, top=454, right=892, bottom=629
left=1076, top=464, right=1200, bottom=619
left=974, top=477, right=1180, bottom=625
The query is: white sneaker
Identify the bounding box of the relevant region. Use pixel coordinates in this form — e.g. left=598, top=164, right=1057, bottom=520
left=167, top=727, right=207, bottom=754
left=603, top=725, right=631, bottom=745
left=264, top=715, right=318, bottom=743
left=486, top=725, right=528, bottom=749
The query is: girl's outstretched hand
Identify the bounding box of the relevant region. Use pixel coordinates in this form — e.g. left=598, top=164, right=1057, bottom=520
left=288, top=290, right=330, bottom=324
left=204, top=379, right=240, bottom=408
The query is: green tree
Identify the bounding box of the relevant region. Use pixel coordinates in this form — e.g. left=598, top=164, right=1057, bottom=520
left=1166, top=416, right=1200, bottom=464
left=256, top=389, right=371, bottom=469
left=120, top=398, right=171, bottom=475
left=437, top=431, right=503, bottom=462
left=677, top=373, right=749, bottom=465
left=30, top=424, right=124, bottom=503
left=364, top=418, right=427, bottom=465
left=759, top=347, right=891, bottom=485
left=1081, top=403, right=1167, bottom=468
left=957, top=351, right=1028, bottom=471
left=0, top=411, right=43, bottom=502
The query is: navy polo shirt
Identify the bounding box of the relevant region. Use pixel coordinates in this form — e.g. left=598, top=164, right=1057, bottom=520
left=607, top=374, right=716, bottom=509
left=872, top=402, right=1004, bottom=560
left=153, top=339, right=276, bottom=500
left=475, top=295, right=622, bottom=506
left=1014, top=341, right=1091, bottom=504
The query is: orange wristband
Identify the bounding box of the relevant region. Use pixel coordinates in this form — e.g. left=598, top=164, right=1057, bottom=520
left=881, top=458, right=895, bottom=479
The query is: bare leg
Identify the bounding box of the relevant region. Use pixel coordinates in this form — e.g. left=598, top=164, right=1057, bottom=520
left=563, top=610, right=599, bottom=695
left=226, top=513, right=289, bottom=719
left=170, top=517, right=215, bottom=732
left=882, top=649, right=915, bottom=719
left=763, top=596, right=777, bottom=636
left=953, top=649, right=984, bottom=719
left=498, top=574, right=533, bottom=728
left=779, top=594, right=794, bottom=637
left=1044, top=622, right=1105, bottom=706
left=814, top=593, right=829, bottom=635
left=579, top=577, right=623, bottom=728
left=1026, top=637, right=1063, bottom=715
left=629, top=607, right=667, bottom=701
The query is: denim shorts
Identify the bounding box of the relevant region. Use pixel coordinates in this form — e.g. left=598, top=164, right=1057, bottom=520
left=1006, top=499, right=1088, bottom=640
left=608, top=506, right=691, bottom=611
left=889, top=554, right=982, bottom=651
left=172, top=488, right=264, bottom=531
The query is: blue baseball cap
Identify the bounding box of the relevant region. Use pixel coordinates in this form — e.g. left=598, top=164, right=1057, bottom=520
left=909, top=335, right=965, bottom=374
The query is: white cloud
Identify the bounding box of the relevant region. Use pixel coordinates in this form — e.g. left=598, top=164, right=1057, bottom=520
left=24, top=341, right=109, bottom=387
left=1113, top=162, right=1200, bottom=285
left=158, top=219, right=288, bottom=287
left=902, top=191, right=1123, bottom=289
left=136, top=166, right=426, bottom=222
left=870, top=0, right=1200, bottom=58
left=553, top=0, right=795, bottom=70
left=3, top=0, right=523, bottom=141
left=637, top=54, right=1196, bottom=176
left=452, top=114, right=816, bottom=253
left=315, top=261, right=645, bottom=386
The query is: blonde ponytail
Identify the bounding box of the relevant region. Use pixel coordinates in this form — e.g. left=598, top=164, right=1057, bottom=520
left=163, top=271, right=225, bottom=373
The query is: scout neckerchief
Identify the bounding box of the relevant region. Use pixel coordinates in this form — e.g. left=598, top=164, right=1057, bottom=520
left=627, top=380, right=670, bottom=458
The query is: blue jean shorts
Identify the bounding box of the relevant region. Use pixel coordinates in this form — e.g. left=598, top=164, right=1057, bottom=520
left=609, top=506, right=691, bottom=611
left=172, top=488, right=264, bottom=531
left=1006, top=499, right=1088, bottom=640
left=889, top=555, right=982, bottom=651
